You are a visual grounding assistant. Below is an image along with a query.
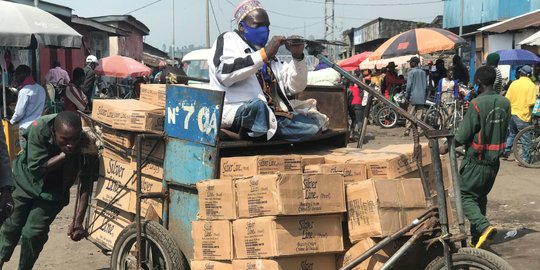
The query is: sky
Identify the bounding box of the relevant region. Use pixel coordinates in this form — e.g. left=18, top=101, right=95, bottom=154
left=49, top=0, right=443, bottom=50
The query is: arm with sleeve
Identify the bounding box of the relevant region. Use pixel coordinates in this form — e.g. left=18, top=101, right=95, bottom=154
left=65, top=85, right=87, bottom=111
left=10, top=89, right=29, bottom=125
left=406, top=70, right=413, bottom=98
left=25, top=124, right=51, bottom=181
left=213, top=33, right=266, bottom=87
left=455, top=102, right=480, bottom=146
left=276, top=58, right=308, bottom=96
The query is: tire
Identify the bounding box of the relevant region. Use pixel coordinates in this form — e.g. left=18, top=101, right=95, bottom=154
left=111, top=221, right=187, bottom=270
left=513, top=125, right=540, bottom=168
left=425, top=247, right=515, bottom=270
left=376, top=107, right=398, bottom=128
left=423, top=108, right=445, bottom=130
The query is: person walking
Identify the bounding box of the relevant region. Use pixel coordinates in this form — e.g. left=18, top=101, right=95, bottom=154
left=9, top=65, right=46, bottom=148
left=441, top=66, right=511, bottom=249
left=63, top=68, right=88, bottom=112
left=82, top=55, right=98, bottom=110
left=0, top=112, right=91, bottom=270
left=502, top=65, right=539, bottom=163
left=404, top=56, right=427, bottom=136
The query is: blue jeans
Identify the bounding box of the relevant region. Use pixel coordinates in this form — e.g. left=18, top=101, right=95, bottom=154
left=231, top=99, right=321, bottom=142
left=505, top=115, right=532, bottom=162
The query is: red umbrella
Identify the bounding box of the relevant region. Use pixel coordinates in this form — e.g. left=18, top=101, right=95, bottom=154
left=337, top=51, right=373, bottom=71
left=95, top=55, right=151, bottom=78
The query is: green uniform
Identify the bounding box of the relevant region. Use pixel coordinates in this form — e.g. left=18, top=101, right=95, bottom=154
left=455, top=91, right=510, bottom=244
left=0, top=114, right=79, bottom=270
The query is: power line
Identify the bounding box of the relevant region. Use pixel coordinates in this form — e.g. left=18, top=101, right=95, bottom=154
left=293, top=0, right=440, bottom=6
left=209, top=0, right=222, bottom=34
left=124, top=0, right=162, bottom=15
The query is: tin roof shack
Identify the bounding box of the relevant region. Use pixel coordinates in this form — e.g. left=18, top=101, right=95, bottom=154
left=143, top=43, right=170, bottom=68
left=91, top=15, right=150, bottom=61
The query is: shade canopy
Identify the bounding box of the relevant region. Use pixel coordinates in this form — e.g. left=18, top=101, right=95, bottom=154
left=360, top=54, right=422, bottom=70
left=369, top=28, right=466, bottom=60
left=0, top=1, right=82, bottom=48
left=95, top=55, right=151, bottom=78
left=495, top=49, right=540, bottom=66
left=337, top=51, right=373, bottom=71
left=519, top=31, right=540, bottom=46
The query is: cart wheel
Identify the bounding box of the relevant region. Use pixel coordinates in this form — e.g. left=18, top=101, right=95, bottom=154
left=376, top=107, right=398, bottom=128
left=111, top=221, right=187, bottom=270
left=424, top=247, right=515, bottom=270
left=513, top=125, right=540, bottom=168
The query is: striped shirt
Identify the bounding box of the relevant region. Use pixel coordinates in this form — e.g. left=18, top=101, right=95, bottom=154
left=494, top=67, right=503, bottom=94
left=63, top=83, right=88, bottom=112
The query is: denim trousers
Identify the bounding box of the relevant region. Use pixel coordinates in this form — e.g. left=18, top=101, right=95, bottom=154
left=231, top=99, right=321, bottom=142
left=505, top=115, right=532, bottom=162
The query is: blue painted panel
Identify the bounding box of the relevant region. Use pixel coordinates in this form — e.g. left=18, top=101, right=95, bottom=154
left=163, top=138, right=219, bottom=260
left=165, top=84, right=224, bottom=146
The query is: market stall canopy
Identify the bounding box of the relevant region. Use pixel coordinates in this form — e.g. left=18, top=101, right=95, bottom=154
left=495, top=49, right=540, bottom=66
left=519, top=30, right=540, bottom=46
left=337, top=51, right=372, bottom=71
left=95, top=55, right=151, bottom=78
left=369, top=28, right=466, bottom=60
left=0, top=1, right=82, bottom=48
left=360, top=54, right=422, bottom=70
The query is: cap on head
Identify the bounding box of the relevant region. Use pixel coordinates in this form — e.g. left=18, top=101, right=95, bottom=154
left=85, top=55, right=98, bottom=64
left=486, top=53, right=500, bottom=66
left=409, top=56, right=420, bottom=64
left=234, top=0, right=264, bottom=22
left=520, top=65, right=532, bottom=75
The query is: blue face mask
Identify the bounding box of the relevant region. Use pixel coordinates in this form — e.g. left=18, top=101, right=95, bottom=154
left=240, top=21, right=269, bottom=48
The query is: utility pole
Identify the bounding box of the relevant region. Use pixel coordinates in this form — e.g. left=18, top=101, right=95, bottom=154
left=458, top=0, right=464, bottom=57
left=206, top=0, right=210, bottom=48
left=324, top=0, right=335, bottom=60
left=34, top=0, right=38, bottom=7
left=172, top=0, right=176, bottom=63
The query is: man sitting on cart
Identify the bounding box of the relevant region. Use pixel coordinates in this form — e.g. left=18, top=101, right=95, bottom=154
left=0, top=112, right=91, bottom=270
left=208, top=0, right=322, bottom=142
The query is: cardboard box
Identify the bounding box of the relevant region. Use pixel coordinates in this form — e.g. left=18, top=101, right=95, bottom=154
left=338, top=238, right=395, bottom=270
left=137, top=160, right=164, bottom=180
left=300, top=155, right=325, bottom=168
left=197, top=179, right=237, bottom=220
left=92, top=99, right=164, bottom=132
left=129, top=195, right=163, bottom=219
left=235, top=174, right=345, bottom=218
left=325, top=144, right=432, bottom=179
left=402, top=156, right=452, bottom=196
left=219, top=155, right=302, bottom=179
left=100, top=151, right=135, bottom=185
left=131, top=137, right=165, bottom=160
left=192, top=220, right=233, bottom=260
left=233, top=255, right=336, bottom=270
left=304, top=163, right=367, bottom=185
left=139, top=84, right=166, bottom=108
left=87, top=202, right=134, bottom=250
left=346, top=179, right=427, bottom=242
left=100, top=128, right=134, bottom=149
left=233, top=215, right=344, bottom=259
left=190, top=260, right=233, bottom=270
left=95, top=177, right=132, bottom=212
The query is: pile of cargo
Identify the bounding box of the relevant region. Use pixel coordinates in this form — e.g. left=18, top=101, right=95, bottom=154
left=86, top=85, right=167, bottom=250
left=191, top=144, right=453, bottom=270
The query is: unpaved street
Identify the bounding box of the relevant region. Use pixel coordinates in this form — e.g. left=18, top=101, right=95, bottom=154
left=3, top=126, right=539, bottom=270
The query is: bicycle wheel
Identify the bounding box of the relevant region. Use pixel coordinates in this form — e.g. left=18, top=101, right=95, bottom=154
left=423, top=108, right=445, bottom=130
left=513, top=125, right=540, bottom=168
left=376, top=107, right=398, bottom=128
left=425, top=247, right=514, bottom=270
left=111, top=221, right=187, bottom=270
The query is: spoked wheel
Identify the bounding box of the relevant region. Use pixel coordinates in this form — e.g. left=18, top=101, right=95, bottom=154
left=513, top=125, right=540, bottom=168
left=376, top=107, right=398, bottom=128
left=424, top=108, right=445, bottom=130
left=425, top=248, right=514, bottom=270
left=111, top=221, right=187, bottom=270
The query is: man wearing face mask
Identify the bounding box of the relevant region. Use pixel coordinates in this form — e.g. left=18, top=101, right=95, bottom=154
left=208, top=0, right=321, bottom=142
left=0, top=112, right=91, bottom=270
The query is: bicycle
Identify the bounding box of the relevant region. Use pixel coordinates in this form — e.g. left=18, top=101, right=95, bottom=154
left=376, top=86, right=406, bottom=128
left=513, top=115, right=540, bottom=168
left=423, top=99, right=446, bottom=130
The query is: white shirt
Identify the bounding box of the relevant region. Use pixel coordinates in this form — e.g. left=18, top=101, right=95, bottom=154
left=208, top=31, right=308, bottom=139
left=10, top=83, right=46, bottom=129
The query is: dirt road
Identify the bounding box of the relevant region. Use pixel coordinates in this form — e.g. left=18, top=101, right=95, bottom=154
left=3, top=126, right=539, bottom=269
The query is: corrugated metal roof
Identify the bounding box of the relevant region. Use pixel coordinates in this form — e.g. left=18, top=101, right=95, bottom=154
left=519, top=30, right=540, bottom=46
left=478, top=9, right=540, bottom=33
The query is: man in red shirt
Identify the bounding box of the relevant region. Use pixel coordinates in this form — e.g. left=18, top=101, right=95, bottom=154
left=383, top=62, right=405, bottom=99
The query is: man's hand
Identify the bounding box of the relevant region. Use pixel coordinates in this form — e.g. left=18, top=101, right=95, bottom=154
left=285, top=35, right=305, bottom=59
left=68, top=222, right=87, bottom=241
left=0, top=186, right=14, bottom=224
left=439, top=143, right=449, bottom=155
left=264, top=36, right=284, bottom=60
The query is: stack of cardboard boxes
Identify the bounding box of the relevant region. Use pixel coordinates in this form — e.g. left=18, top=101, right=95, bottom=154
left=87, top=85, right=167, bottom=250
left=191, top=144, right=453, bottom=270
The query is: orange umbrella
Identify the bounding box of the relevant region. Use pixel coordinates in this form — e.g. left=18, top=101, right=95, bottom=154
left=369, top=28, right=466, bottom=60
left=337, top=51, right=372, bottom=71
left=95, top=55, right=151, bottom=78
